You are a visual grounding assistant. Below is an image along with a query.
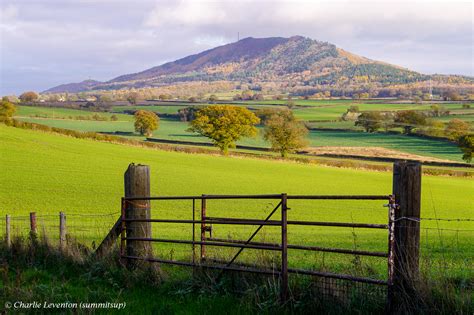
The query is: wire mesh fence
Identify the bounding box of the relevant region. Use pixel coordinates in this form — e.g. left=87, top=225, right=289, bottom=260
left=0, top=206, right=472, bottom=306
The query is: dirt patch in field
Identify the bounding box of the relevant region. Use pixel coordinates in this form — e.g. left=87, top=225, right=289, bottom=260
left=302, top=146, right=456, bottom=163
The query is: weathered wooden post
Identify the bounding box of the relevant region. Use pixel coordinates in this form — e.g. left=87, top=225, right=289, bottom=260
left=6, top=215, right=11, bottom=248
left=124, top=163, right=152, bottom=266
left=59, top=212, right=67, bottom=250
left=30, top=212, right=37, bottom=239
left=389, top=161, right=422, bottom=312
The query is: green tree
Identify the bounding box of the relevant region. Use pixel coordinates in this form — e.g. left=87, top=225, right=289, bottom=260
left=134, top=110, right=159, bottom=137
left=394, top=110, right=426, bottom=134
left=458, top=134, right=473, bottom=163
left=424, top=120, right=445, bottom=137
left=0, top=99, right=16, bottom=123
left=445, top=119, right=470, bottom=141
left=127, top=92, right=138, bottom=105
left=355, top=112, right=383, bottom=132
left=348, top=105, right=359, bottom=113
left=19, top=91, right=39, bottom=102
left=188, top=105, right=259, bottom=154
left=208, top=94, right=219, bottom=102
left=263, top=110, right=308, bottom=158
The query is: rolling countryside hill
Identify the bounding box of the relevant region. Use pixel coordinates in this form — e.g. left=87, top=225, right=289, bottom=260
left=45, top=36, right=471, bottom=93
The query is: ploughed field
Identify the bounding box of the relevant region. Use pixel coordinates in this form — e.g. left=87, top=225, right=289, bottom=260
left=0, top=124, right=472, bottom=281
left=15, top=104, right=468, bottom=162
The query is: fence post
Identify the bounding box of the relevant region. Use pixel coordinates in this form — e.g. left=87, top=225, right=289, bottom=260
left=30, top=212, right=37, bottom=239
left=389, top=161, right=422, bottom=312
left=59, top=212, right=66, bottom=250
left=200, top=195, right=207, bottom=262
left=124, top=163, right=152, bottom=267
left=6, top=215, right=11, bottom=248
left=280, top=193, right=289, bottom=303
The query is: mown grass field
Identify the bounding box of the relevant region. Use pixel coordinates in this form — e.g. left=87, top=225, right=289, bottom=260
left=16, top=105, right=466, bottom=161
left=0, top=124, right=472, bottom=281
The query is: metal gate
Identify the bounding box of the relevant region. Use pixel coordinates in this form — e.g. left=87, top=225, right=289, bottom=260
left=119, top=193, right=396, bottom=303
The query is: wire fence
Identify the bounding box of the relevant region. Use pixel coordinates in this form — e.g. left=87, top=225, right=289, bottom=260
left=0, top=209, right=472, bottom=303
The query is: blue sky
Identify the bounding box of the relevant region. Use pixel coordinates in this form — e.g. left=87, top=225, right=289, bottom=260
left=0, top=0, right=472, bottom=95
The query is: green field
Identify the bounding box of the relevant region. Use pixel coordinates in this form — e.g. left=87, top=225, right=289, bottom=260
left=16, top=105, right=465, bottom=162
left=1, top=124, right=472, bottom=280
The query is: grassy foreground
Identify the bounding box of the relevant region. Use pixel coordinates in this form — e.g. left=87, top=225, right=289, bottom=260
left=0, top=124, right=472, bottom=313
left=0, top=124, right=472, bottom=278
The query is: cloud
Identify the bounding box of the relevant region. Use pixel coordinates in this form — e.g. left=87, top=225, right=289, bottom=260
left=0, top=0, right=472, bottom=95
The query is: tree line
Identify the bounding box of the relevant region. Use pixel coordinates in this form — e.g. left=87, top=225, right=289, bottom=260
left=134, top=105, right=308, bottom=157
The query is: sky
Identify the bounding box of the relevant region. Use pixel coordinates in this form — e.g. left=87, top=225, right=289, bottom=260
left=0, top=0, right=472, bottom=95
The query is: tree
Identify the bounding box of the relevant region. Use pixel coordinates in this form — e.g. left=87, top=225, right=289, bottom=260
left=394, top=110, right=426, bottom=134
left=348, top=105, right=359, bottom=113
left=255, top=108, right=280, bottom=124
left=19, top=91, right=39, bottom=102
left=208, top=94, right=219, bottom=102
left=458, top=134, right=473, bottom=163
left=423, top=120, right=445, bottom=137
left=110, top=114, right=118, bottom=121
left=188, top=105, right=259, bottom=154
left=127, top=92, right=139, bottom=105
left=0, top=99, right=16, bottom=123
left=134, top=110, right=159, bottom=137
left=355, top=111, right=383, bottom=132
left=445, top=119, right=470, bottom=141
left=178, top=106, right=199, bottom=122
left=263, top=110, right=308, bottom=157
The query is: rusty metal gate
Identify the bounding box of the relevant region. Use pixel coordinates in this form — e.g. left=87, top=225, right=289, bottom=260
left=119, top=193, right=397, bottom=303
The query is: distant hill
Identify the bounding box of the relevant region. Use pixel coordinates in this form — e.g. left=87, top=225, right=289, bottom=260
left=43, top=36, right=472, bottom=93
left=45, top=79, right=102, bottom=93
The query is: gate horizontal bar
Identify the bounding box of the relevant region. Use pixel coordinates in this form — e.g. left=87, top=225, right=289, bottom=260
left=121, top=255, right=281, bottom=275
left=287, top=220, right=388, bottom=229
left=124, top=237, right=283, bottom=251
left=122, top=218, right=282, bottom=226
left=123, top=194, right=391, bottom=201
left=207, top=237, right=388, bottom=257
left=288, top=195, right=390, bottom=200
left=121, top=255, right=386, bottom=285
left=287, top=268, right=388, bottom=285
left=123, top=218, right=386, bottom=229
left=124, top=194, right=282, bottom=201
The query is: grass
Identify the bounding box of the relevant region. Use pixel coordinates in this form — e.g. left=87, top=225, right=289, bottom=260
left=0, top=124, right=472, bottom=282
left=17, top=110, right=465, bottom=161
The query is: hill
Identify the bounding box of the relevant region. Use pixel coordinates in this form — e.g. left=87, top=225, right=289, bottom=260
left=44, top=36, right=471, bottom=94
left=45, top=79, right=102, bottom=93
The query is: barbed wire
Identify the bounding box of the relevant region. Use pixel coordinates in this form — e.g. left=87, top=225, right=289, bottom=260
left=421, top=217, right=474, bottom=222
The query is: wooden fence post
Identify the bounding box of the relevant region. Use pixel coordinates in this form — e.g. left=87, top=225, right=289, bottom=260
left=389, top=161, right=422, bottom=312
left=6, top=215, right=11, bottom=248
left=280, top=193, right=289, bottom=303
left=59, top=212, right=66, bottom=250
left=30, top=212, right=37, bottom=239
left=124, top=163, right=152, bottom=267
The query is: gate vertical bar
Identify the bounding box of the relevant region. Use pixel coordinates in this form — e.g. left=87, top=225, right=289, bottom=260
left=192, top=198, right=196, bottom=264
left=386, top=194, right=396, bottom=310
left=200, top=194, right=207, bottom=262
left=280, top=193, right=289, bottom=303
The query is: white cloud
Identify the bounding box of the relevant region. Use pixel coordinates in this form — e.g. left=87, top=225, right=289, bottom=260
left=0, top=0, right=472, bottom=95
left=145, top=0, right=228, bottom=27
